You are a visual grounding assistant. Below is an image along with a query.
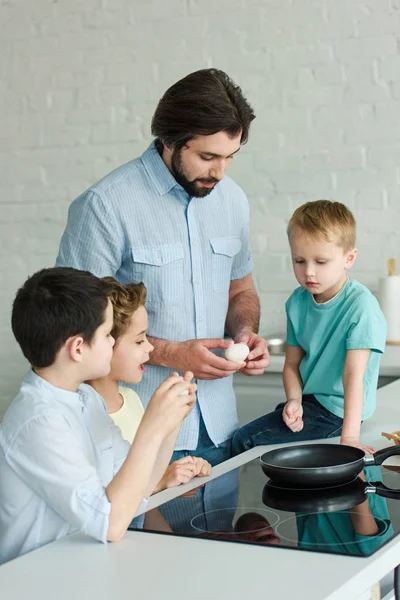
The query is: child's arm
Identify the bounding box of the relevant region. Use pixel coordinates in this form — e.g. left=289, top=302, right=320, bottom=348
left=341, top=349, right=376, bottom=454
left=282, top=345, right=305, bottom=432
left=145, top=373, right=197, bottom=494
left=143, top=508, right=173, bottom=532
left=106, top=373, right=196, bottom=542
left=148, top=428, right=186, bottom=494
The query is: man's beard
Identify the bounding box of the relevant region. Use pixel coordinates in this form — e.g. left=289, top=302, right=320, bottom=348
left=171, top=148, right=219, bottom=198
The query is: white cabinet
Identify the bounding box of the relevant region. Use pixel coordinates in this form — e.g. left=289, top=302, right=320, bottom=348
left=233, top=371, right=286, bottom=426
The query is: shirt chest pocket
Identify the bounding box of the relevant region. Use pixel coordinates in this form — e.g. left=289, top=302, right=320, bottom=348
left=131, top=244, right=184, bottom=305
left=210, top=237, right=242, bottom=293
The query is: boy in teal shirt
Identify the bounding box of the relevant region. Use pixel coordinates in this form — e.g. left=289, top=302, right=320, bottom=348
left=232, top=200, right=387, bottom=455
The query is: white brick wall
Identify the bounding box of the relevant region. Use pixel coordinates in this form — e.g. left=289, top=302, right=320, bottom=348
left=1, top=0, right=400, bottom=413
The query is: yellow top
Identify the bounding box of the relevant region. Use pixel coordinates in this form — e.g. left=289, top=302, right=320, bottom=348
left=109, top=386, right=144, bottom=444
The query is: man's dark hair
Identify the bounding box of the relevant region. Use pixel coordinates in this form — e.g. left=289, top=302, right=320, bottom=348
left=151, top=68, right=255, bottom=149
left=11, top=267, right=112, bottom=369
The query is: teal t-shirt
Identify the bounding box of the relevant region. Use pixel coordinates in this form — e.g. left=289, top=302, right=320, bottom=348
left=286, top=279, right=387, bottom=420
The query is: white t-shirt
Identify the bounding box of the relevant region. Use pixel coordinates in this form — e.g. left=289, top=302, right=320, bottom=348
left=109, top=387, right=144, bottom=444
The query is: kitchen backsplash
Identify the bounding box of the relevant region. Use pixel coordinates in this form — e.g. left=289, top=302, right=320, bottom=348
left=0, top=0, right=400, bottom=411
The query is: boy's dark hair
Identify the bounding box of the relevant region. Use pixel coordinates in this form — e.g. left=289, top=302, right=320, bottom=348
left=11, top=267, right=112, bottom=369
left=151, top=68, right=255, bottom=149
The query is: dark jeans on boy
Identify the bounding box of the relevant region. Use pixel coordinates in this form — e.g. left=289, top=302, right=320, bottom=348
left=171, top=415, right=232, bottom=467
left=231, top=394, right=343, bottom=456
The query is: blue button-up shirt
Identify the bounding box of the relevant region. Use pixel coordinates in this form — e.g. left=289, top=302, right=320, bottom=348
left=0, top=370, right=138, bottom=564
left=56, top=141, right=253, bottom=449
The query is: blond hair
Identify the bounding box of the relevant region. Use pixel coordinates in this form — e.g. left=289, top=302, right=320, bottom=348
left=287, top=200, right=356, bottom=250
left=102, top=277, right=147, bottom=340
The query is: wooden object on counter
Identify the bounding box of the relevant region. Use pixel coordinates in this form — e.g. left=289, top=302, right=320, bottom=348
left=388, top=258, right=397, bottom=277
left=382, top=430, right=400, bottom=446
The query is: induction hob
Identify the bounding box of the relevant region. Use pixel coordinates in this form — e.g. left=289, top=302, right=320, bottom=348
left=128, top=457, right=400, bottom=558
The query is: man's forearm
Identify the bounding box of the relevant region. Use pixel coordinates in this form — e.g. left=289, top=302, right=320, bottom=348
left=147, top=337, right=178, bottom=369
left=225, top=289, right=260, bottom=338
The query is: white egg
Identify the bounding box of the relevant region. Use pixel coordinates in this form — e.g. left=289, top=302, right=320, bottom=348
left=224, top=343, right=250, bottom=362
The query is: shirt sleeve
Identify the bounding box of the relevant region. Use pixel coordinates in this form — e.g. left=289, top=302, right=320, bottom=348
left=107, top=416, right=149, bottom=518
left=107, top=415, right=131, bottom=476
left=346, top=296, right=387, bottom=353
left=5, top=414, right=112, bottom=544
left=286, top=299, right=300, bottom=347
left=231, top=189, right=253, bottom=280
left=56, top=190, right=124, bottom=277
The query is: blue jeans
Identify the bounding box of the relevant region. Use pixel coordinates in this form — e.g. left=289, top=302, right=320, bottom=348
left=231, top=394, right=343, bottom=456
left=171, top=416, right=232, bottom=467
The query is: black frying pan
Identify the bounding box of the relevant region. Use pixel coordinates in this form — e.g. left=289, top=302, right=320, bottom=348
left=260, top=443, right=400, bottom=487
left=262, top=477, right=400, bottom=514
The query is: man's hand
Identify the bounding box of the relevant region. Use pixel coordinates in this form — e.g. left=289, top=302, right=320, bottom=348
left=234, top=330, right=270, bottom=376
left=282, top=400, right=304, bottom=432
left=341, top=437, right=376, bottom=455
left=169, top=338, right=246, bottom=380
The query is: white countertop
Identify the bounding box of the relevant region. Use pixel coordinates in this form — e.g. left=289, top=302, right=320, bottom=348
left=267, top=343, right=400, bottom=377
left=2, top=379, right=400, bottom=600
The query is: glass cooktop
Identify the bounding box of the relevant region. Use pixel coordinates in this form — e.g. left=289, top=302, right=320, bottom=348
left=128, top=456, right=400, bottom=558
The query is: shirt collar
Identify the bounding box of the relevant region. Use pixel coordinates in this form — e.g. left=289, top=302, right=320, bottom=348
left=23, top=369, right=85, bottom=406
left=140, top=139, right=187, bottom=197
left=139, top=139, right=224, bottom=202
left=310, top=278, right=350, bottom=308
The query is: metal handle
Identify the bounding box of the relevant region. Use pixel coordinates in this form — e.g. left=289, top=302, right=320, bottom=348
left=367, top=481, right=400, bottom=500
left=366, top=444, right=400, bottom=466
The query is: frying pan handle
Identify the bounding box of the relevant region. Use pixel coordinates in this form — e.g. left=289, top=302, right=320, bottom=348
left=367, top=445, right=400, bottom=466
left=368, top=481, right=400, bottom=499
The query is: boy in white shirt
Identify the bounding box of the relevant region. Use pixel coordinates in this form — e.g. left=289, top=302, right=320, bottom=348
left=0, top=267, right=196, bottom=564
left=88, top=277, right=211, bottom=492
